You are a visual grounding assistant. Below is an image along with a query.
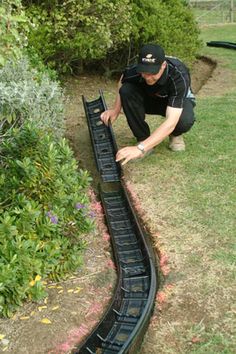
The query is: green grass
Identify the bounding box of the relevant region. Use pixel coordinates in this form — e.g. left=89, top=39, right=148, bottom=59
left=116, top=24, right=236, bottom=353
left=192, top=8, right=232, bottom=25
left=185, top=94, right=235, bottom=233
left=199, top=23, right=236, bottom=69
left=191, top=4, right=236, bottom=25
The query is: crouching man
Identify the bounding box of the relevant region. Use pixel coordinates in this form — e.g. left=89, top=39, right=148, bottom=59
left=101, top=44, right=196, bottom=165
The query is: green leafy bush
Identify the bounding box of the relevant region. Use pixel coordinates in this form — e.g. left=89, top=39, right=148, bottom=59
left=23, top=0, right=201, bottom=74
left=133, top=0, right=201, bottom=64
left=103, top=0, right=202, bottom=72
left=0, top=57, right=65, bottom=138
left=0, top=0, right=30, bottom=66
left=0, top=124, right=94, bottom=317
left=23, top=0, right=132, bottom=72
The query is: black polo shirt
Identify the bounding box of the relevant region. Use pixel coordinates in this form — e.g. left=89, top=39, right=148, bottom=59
left=121, top=56, right=193, bottom=109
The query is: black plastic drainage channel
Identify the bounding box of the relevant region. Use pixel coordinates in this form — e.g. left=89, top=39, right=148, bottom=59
left=82, top=90, right=121, bottom=182
left=72, top=91, right=158, bottom=354
left=207, top=41, right=236, bottom=50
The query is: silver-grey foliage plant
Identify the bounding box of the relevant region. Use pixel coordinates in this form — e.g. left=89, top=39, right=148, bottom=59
left=0, top=57, right=65, bottom=139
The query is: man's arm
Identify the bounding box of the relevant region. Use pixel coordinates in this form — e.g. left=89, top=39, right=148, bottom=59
left=138, top=106, right=182, bottom=151
left=116, top=106, right=182, bottom=165
left=100, top=76, right=123, bottom=126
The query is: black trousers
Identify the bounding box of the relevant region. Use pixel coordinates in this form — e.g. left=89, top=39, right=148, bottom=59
left=119, top=82, right=196, bottom=141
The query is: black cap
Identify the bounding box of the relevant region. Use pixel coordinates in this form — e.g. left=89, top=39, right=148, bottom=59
left=137, top=44, right=165, bottom=74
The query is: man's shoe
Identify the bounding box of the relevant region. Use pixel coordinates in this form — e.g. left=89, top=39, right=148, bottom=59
left=169, top=135, right=185, bottom=152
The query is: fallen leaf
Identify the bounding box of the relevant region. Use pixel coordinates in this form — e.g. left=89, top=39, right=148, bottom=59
left=20, top=316, right=30, bottom=320
left=40, top=318, right=52, bottom=324
left=58, top=290, right=63, bottom=294
left=48, top=285, right=56, bottom=289
left=74, top=290, right=81, bottom=294
left=52, top=306, right=59, bottom=311
left=67, top=289, right=74, bottom=293
left=0, top=334, right=5, bottom=340
left=38, top=306, right=47, bottom=312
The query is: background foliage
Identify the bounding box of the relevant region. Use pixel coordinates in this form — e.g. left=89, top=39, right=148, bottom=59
left=130, top=0, right=201, bottom=64
left=0, top=0, right=30, bottom=66
left=101, top=0, right=202, bottom=74
left=22, top=0, right=201, bottom=73
left=23, top=0, right=132, bottom=73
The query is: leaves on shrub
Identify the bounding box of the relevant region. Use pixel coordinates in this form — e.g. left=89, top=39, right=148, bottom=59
left=0, top=124, right=94, bottom=317
left=0, top=58, right=65, bottom=138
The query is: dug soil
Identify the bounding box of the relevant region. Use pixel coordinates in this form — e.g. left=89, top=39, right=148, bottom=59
left=0, top=55, right=233, bottom=354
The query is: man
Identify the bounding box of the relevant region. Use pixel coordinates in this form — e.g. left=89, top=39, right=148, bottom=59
left=100, top=44, right=196, bottom=165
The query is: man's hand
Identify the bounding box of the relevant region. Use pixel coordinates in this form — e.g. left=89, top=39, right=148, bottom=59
left=116, top=146, right=143, bottom=165
left=100, top=109, right=119, bottom=126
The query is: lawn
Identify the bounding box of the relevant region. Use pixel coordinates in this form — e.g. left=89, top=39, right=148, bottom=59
left=190, top=3, right=236, bottom=25
left=200, top=23, right=236, bottom=70
left=110, top=24, right=236, bottom=353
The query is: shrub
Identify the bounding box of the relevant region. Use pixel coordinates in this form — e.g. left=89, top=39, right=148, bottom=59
left=0, top=57, right=65, bottom=139
left=0, top=0, right=30, bottom=66
left=0, top=124, right=94, bottom=317
left=23, top=0, right=201, bottom=74
left=102, top=0, right=202, bottom=73
left=23, top=0, right=132, bottom=72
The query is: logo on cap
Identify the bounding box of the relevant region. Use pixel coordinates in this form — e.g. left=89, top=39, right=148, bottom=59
left=142, top=53, right=156, bottom=64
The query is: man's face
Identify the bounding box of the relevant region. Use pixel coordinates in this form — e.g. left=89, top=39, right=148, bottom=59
left=140, top=61, right=166, bottom=85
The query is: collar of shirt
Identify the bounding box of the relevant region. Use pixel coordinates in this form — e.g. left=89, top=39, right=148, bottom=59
left=157, top=65, right=169, bottom=85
